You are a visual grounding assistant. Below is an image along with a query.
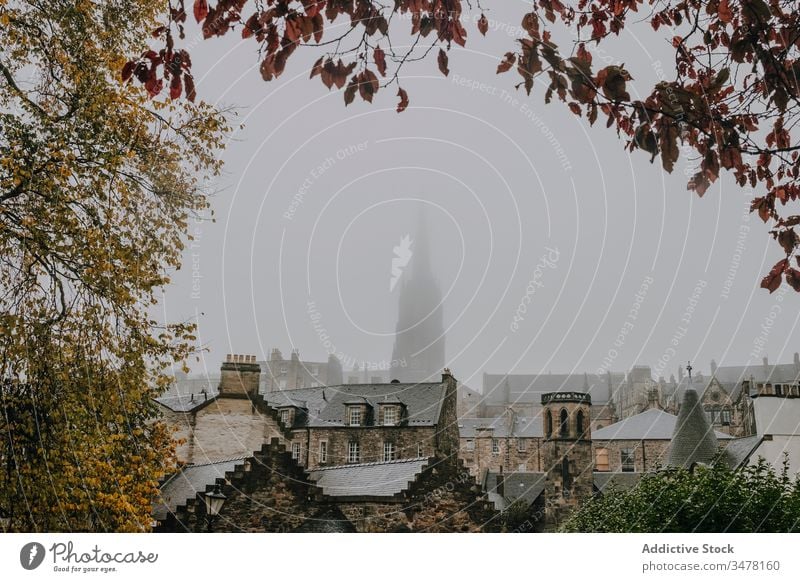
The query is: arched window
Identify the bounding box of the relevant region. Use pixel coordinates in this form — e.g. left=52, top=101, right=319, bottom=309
left=544, top=410, right=552, bottom=438
left=559, top=409, right=569, bottom=438
left=576, top=410, right=585, bottom=437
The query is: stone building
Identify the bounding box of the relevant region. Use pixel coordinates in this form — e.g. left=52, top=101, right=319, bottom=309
left=261, top=371, right=460, bottom=469
left=261, top=348, right=343, bottom=392
left=153, top=439, right=499, bottom=533
left=480, top=371, right=620, bottom=429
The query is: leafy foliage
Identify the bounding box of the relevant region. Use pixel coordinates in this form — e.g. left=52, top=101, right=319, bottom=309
left=133, top=0, right=800, bottom=291
left=562, top=459, right=800, bottom=532
left=0, top=0, right=227, bottom=531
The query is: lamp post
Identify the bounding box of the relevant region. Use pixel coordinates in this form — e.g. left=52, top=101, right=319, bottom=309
left=202, top=483, right=227, bottom=532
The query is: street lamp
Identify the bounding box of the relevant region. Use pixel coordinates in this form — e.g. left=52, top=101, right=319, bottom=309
left=202, top=483, right=227, bottom=532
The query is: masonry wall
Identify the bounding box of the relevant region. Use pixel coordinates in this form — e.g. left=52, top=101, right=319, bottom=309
left=165, top=439, right=500, bottom=533
left=460, top=436, right=543, bottom=478
left=592, top=439, right=670, bottom=472
left=177, top=398, right=283, bottom=465
left=303, top=426, right=438, bottom=469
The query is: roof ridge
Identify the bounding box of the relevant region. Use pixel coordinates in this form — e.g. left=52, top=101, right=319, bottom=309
left=308, top=456, right=429, bottom=472
left=182, top=455, right=249, bottom=469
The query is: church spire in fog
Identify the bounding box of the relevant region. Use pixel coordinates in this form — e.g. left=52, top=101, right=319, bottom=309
left=389, top=206, right=445, bottom=383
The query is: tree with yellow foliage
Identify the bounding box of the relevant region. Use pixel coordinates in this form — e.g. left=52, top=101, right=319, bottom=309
left=0, top=1, right=227, bottom=531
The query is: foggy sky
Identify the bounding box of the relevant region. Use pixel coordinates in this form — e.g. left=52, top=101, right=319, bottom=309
left=160, top=2, right=800, bottom=390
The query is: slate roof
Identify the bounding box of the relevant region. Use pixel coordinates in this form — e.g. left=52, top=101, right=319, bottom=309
left=153, top=456, right=246, bottom=521
left=263, top=382, right=447, bottom=427
left=459, top=416, right=543, bottom=439
left=154, top=375, right=219, bottom=412
left=307, top=457, right=429, bottom=498
left=483, top=471, right=546, bottom=510
left=722, top=435, right=764, bottom=469
left=593, top=408, right=732, bottom=441
left=667, top=389, right=720, bottom=468
left=593, top=471, right=643, bottom=492
left=482, top=372, right=625, bottom=405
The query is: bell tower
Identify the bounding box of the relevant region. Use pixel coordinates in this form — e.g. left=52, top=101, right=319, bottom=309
left=541, top=391, right=593, bottom=529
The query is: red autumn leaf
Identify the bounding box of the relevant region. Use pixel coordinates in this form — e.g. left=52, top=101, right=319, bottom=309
left=761, top=259, right=788, bottom=293
left=719, top=0, right=734, bottom=24
left=193, top=0, right=208, bottom=23
left=344, top=75, right=358, bottom=106
left=169, top=74, right=182, bottom=100
left=121, top=61, right=136, bottom=82
left=397, top=87, right=409, bottom=113
left=478, top=14, right=489, bottom=36
left=184, top=73, right=196, bottom=102
left=497, top=52, right=516, bottom=74
left=786, top=268, right=800, bottom=292
left=438, top=48, right=449, bottom=77
left=310, top=56, right=324, bottom=79
left=374, top=45, right=387, bottom=77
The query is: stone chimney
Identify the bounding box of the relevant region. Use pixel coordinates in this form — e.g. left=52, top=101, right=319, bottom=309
left=270, top=348, right=282, bottom=361
left=763, top=356, right=769, bottom=369
left=219, top=354, right=261, bottom=398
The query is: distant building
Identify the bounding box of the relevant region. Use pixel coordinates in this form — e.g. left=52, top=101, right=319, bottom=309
left=261, top=348, right=342, bottom=392
left=389, top=209, right=446, bottom=383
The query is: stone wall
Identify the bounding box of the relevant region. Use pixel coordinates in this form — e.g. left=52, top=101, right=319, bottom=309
left=460, top=436, right=543, bottom=478
left=166, top=398, right=284, bottom=465
left=162, top=439, right=500, bottom=533
left=592, top=439, right=670, bottom=472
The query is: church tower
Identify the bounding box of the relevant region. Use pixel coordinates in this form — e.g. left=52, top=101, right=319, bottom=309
left=541, top=391, right=594, bottom=529
left=389, top=207, right=445, bottom=383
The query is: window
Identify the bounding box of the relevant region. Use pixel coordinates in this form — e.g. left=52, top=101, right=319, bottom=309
left=383, top=406, right=398, bottom=426
left=706, top=409, right=719, bottom=424
left=280, top=366, right=287, bottom=374
left=720, top=409, right=732, bottom=425
left=595, top=448, right=609, bottom=472
left=518, top=463, right=527, bottom=472
left=517, top=438, right=527, bottom=452
left=492, top=439, right=500, bottom=455
left=544, top=410, right=552, bottom=438
left=280, top=409, right=290, bottom=426
left=621, top=448, right=635, bottom=472
left=775, top=384, right=784, bottom=396
left=559, top=409, right=569, bottom=438
left=417, top=444, right=424, bottom=458
left=466, top=439, right=475, bottom=452
left=576, top=410, right=585, bottom=436
left=291, top=442, right=300, bottom=460
left=349, top=407, right=362, bottom=426
left=383, top=442, right=396, bottom=462
left=347, top=441, right=360, bottom=463
left=319, top=441, right=328, bottom=464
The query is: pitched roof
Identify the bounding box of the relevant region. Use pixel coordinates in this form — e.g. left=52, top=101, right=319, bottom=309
left=484, top=472, right=546, bottom=510
left=263, top=382, right=447, bottom=427
left=482, top=372, right=625, bottom=405
left=153, top=456, right=246, bottom=521
left=459, top=416, right=543, bottom=438
left=155, top=376, right=219, bottom=412
left=307, top=457, right=429, bottom=498
left=722, top=435, right=764, bottom=469
left=667, top=388, right=720, bottom=468
left=593, top=408, right=731, bottom=441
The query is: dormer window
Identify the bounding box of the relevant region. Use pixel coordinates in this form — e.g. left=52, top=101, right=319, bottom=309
left=383, top=406, right=398, bottom=426
left=349, top=407, right=362, bottom=426
left=280, top=409, right=290, bottom=426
